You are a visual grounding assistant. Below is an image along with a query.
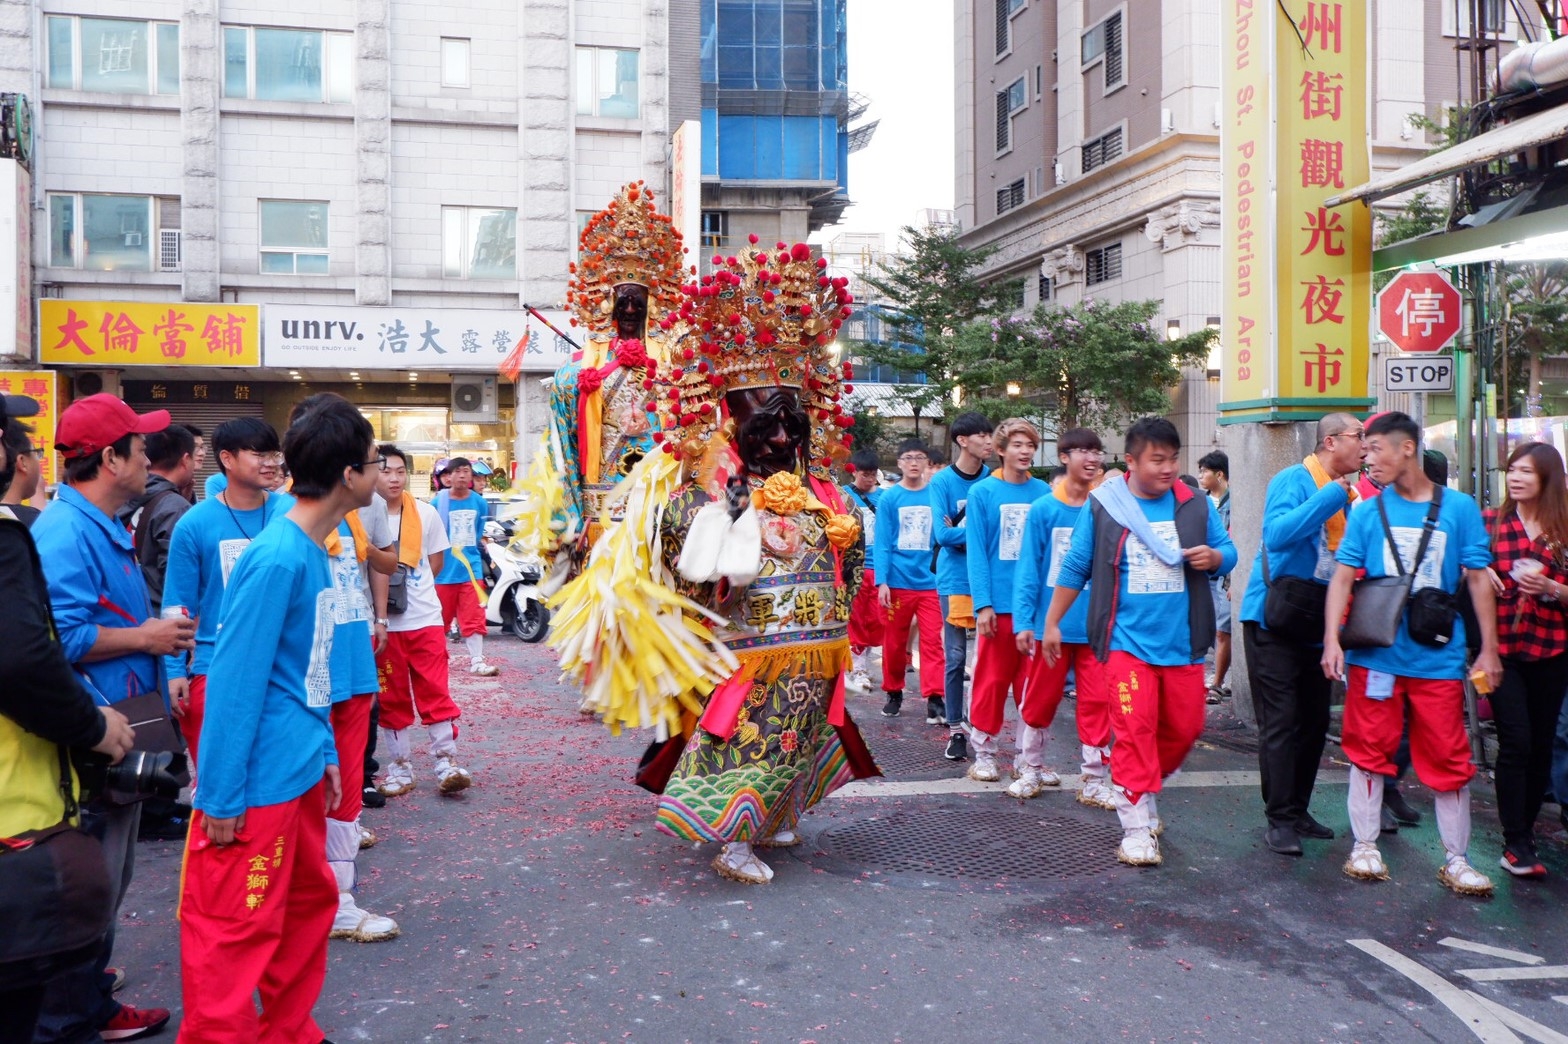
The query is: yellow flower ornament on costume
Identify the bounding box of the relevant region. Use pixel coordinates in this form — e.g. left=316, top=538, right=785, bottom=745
left=824, top=513, right=861, bottom=551
left=757, top=473, right=809, bottom=515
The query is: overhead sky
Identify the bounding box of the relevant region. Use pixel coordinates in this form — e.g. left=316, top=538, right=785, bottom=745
left=815, top=0, right=957, bottom=246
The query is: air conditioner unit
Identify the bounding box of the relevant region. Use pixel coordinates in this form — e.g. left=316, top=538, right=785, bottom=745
left=159, top=229, right=181, bottom=272
left=450, top=375, right=498, bottom=423
left=123, top=232, right=142, bottom=247
left=72, top=370, right=121, bottom=398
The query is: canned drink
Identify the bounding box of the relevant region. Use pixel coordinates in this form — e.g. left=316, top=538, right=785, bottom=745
left=161, top=605, right=190, bottom=620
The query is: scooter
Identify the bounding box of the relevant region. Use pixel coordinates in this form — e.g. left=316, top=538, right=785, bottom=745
left=482, top=519, right=550, bottom=642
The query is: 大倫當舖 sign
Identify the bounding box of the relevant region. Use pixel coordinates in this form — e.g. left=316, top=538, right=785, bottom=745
left=263, top=306, right=572, bottom=372
left=40, top=301, right=260, bottom=366
left=1219, top=2, right=1374, bottom=423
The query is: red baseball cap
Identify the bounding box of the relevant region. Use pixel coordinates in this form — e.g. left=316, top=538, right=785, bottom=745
left=55, top=393, right=170, bottom=460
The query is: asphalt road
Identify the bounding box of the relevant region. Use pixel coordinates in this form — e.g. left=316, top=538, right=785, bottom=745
left=113, top=637, right=1568, bottom=1043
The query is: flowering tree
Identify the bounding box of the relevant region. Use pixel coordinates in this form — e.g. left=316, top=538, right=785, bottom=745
left=951, top=298, right=1215, bottom=436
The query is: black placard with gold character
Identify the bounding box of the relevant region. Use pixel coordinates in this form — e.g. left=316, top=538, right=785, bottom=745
left=123, top=381, right=260, bottom=405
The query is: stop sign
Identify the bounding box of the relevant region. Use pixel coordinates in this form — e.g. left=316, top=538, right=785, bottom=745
left=1378, top=271, right=1462, bottom=353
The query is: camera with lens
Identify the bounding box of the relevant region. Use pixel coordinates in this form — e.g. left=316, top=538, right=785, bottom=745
left=72, top=749, right=188, bottom=805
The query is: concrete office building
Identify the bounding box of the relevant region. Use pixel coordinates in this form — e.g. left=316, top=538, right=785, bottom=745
left=0, top=0, right=694, bottom=488
left=952, top=0, right=1532, bottom=467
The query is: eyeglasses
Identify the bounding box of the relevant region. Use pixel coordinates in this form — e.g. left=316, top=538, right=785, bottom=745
left=1329, top=430, right=1365, bottom=442
left=240, top=449, right=285, bottom=467
left=349, top=456, right=388, bottom=473
left=897, top=454, right=927, bottom=464
left=1068, top=448, right=1106, bottom=459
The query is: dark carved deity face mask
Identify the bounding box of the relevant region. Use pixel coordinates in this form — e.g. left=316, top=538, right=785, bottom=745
left=727, top=387, right=808, bottom=478
left=612, top=284, right=649, bottom=340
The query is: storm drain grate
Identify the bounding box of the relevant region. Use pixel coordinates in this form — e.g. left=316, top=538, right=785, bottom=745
left=864, top=731, right=955, bottom=780
left=813, top=803, right=1120, bottom=882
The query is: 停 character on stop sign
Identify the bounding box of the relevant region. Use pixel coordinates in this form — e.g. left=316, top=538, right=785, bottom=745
left=1378, top=271, right=1463, bottom=353
left=1395, top=287, right=1447, bottom=339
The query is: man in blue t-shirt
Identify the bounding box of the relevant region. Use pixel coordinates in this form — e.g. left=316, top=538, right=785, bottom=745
left=1239, top=412, right=1364, bottom=857
left=162, top=417, right=292, bottom=771
left=433, top=457, right=499, bottom=676
left=964, top=419, right=1049, bottom=789
left=180, top=397, right=382, bottom=1041
left=1322, top=411, right=1500, bottom=896
left=1044, top=417, right=1235, bottom=868
left=873, top=439, right=944, bottom=718
left=927, top=411, right=995, bottom=760
left=841, top=449, right=884, bottom=693
left=1014, top=427, right=1114, bottom=810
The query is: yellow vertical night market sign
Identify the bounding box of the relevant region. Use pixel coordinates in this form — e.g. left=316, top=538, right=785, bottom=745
left=1219, top=1, right=1374, bottom=424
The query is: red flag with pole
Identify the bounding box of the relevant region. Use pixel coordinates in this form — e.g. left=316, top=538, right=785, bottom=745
left=499, top=328, right=530, bottom=382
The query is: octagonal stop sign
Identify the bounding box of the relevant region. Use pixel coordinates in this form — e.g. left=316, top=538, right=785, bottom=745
left=1378, top=271, right=1462, bottom=353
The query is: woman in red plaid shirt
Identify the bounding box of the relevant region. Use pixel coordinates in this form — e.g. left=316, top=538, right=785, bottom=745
left=1485, top=441, right=1568, bottom=879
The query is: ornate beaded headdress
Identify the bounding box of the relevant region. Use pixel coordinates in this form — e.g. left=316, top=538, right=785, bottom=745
left=566, top=182, right=689, bottom=336
left=653, top=237, right=858, bottom=481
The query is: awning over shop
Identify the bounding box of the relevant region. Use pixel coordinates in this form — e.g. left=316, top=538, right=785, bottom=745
left=1325, top=102, right=1568, bottom=208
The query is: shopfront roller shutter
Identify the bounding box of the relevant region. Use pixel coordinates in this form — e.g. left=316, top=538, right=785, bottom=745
left=120, top=399, right=264, bottom=500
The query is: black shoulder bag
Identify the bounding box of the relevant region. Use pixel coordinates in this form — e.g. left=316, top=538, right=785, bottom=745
left=1260, top=543, right=1328, bottom=636
left=1340, top=489, right=1449, bottom=649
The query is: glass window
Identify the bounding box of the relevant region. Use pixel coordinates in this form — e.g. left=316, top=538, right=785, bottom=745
left=441, top=38, right=471, bottom=88
left=156, top=23, right=180, bottom=94
left=223, top=27, right=352, bottom=103
left=48, top=195, right=74, bottom=268
left=442, top=207, right=516, bottom=279
left=259, top=200, right=329, bottom=275
left=47, top=17, right=177, bottom=95
left=46, top=195, right=154, bottom=271
left=575, top=47, right=639, bottom=118
left=46, top=17, right=74, bottom=89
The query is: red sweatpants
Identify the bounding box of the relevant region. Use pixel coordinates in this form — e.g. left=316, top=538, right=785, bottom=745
left=377, top=627, right=461, bottom=731
left=1023, top=643, right=1109, bottom=746
left=184, top=674, right=208, bottom=775
left=436, top=581, right=487, bottom=637
left=1104, top=650, right=1206, bottom=802
left=970, top=613, right=1030, bottom=736
left=847, top=568, right=885, bottom=650
left=1342, top=666, right=1475, bottom=791
left=883, top=588, right=944, bottom=696
left=178, top=783, right=337, bottom=1044
left=328, top=695, right=373, bottom=822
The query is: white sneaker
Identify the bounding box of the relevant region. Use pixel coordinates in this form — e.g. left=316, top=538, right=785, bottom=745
left=1118, top=830, right=1161, bottom=867
left=330, top=892, right=400, bottom=942
left=1343, top=841, right=1389, bottom=882
left=358, top=825, right=377, bottom=850
left=435, top=755, right=473, bottom=794
left=377, top=758, right=415, bottom=797
left=1006, top=768, right=1046, bottom=799
left=470, top=659, right=500, bottom=677
left=1078, top=775, right=1116, bottom=810
left=845, top=669, right=872, bottom=694
left=1438, top=855, right=1494, bottom=897
left=967, top=752, right=1000, bottom=783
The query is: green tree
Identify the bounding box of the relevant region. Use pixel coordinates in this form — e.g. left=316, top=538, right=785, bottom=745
left=951, top=299, right=1216, bottom=436
left=1502, top=262, right=1568, bottom=416
left=1373, top=190, right=1446, bottom=293
left=844, top=407, right=894, bottom=463
left=848, top=224, right=1005, bottom=429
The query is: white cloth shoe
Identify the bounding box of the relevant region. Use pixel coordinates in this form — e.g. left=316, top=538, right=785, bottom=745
left=330, top=892, right=400, bottom=942
left=713, top=842, right=774, bottom=884
left=1118, top=830, right=1161, bottom=866
left=968, top=752, right=1000, bottom=783
left=1343, top=841, right=1389, bottom=881
left=757, top=828, right=801, bottom=848
left=1006, top=768, right=1046, bottom=799
left=358, top=825, right=377, bottom=849
left=470, top=659, right=500, bottom=677
left=845, top=669, right=872, bottom=694
left=435, top=755, right=473, bottom=794
left=1438, top=855, right=1494, bottom=896
left=1078, top=774, right=1116, bottom=810
left=377, top=757, right=415, bottom=797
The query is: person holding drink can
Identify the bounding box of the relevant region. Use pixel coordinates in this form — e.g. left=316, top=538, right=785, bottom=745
left=1483, top=441, right=1568, bottom=879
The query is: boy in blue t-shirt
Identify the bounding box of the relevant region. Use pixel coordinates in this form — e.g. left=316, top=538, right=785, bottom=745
left=1322, top=411, right=1500, bottom=896
left=927, top=411, right=995, bottom=759
left=1014, top=427, right=1114, bottom=809
left=841, top=449, right=884, bottom=693
left=433, top=457, right=499, bottom=676
left=872, top=439, right=945, bottom=718
left=964, top=419, right=1049, bottom=788
left=1045, top=418, right=1235, bottom=868
left=180, top=397, right=383, bottom=1041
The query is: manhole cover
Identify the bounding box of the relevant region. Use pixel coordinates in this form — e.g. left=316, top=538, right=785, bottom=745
left=864, top=732, right=955, bottom=780
left=811, top=802, right=1121, bottom=885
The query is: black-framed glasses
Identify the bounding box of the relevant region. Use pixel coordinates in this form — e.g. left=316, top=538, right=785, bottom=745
left=349, top=455, right=388, bottom=472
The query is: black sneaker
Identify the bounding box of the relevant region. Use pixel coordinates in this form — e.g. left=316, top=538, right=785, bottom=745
left=1384, top=787, right=1422, bottom=825
left=1294, top=813, right=1335, bottom=840
left=881, top=692, right=903, bottom=717
left=944, top=732, right=969, bottom=761
left=362, top=786, right=387, bottom=810
left=925, top=697, right=946, bottom=724
left=1500, top=843, right=1546, bottom=878
left=1379, top=804, right=1399, bottom=834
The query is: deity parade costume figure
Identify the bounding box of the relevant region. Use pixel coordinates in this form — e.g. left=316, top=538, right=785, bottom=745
left=526, top=182, right=687, bottom=578
left=548, top=237, right=881, bottom=884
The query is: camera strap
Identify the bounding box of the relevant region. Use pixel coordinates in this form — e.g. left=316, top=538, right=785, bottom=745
left=56, top=745, right=78, bottom=823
